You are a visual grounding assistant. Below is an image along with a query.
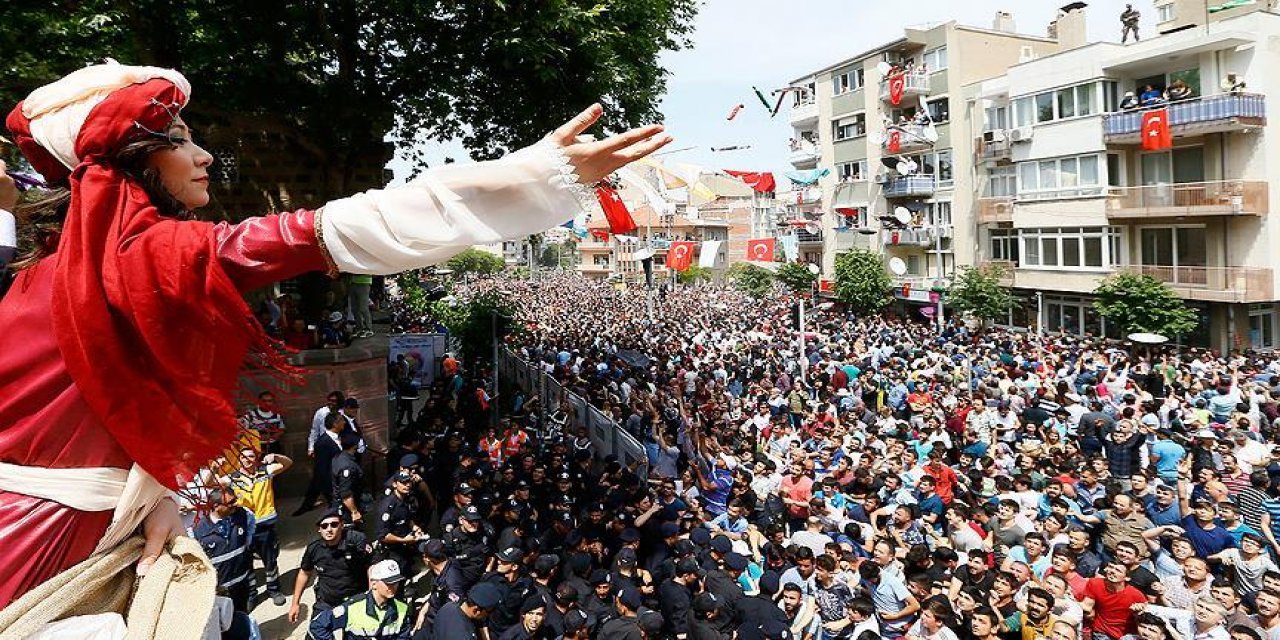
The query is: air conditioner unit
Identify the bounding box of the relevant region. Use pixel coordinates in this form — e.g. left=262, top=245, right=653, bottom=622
left=987, top=129, right=1008, bottom=143
left=1009, top=126, right=1034, bottom=142
left=875, top=173, right=892, bottom=184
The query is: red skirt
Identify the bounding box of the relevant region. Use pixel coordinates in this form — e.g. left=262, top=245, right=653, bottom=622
left=0, top=491, right=113, bottom=609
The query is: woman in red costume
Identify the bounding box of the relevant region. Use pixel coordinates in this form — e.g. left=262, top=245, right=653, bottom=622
left=0, top=63, right=670, bottom=611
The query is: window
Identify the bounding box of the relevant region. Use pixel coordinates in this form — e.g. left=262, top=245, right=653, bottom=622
left=987, top=166, right=1017, bottom=197
left=833, top=68, right=864, bottom=95
left=1249, top=305, right=1275, bottom=350
left=989, top=229, right=1019, bottom=264
left=1157, top=3, right=1176, bottom=22
left=928, top=201, right=952, bottom=226
left=923, top=46, right=948, bottom=72
left=1014, top=82, right=1101, bottom=125
left=935, top=149, right=953, bottom=184
left=906, top=255, right=924, bottom=276
left=836, top=160, right=868, bottom=181
left=833, top=113, right=866, bottom=141
left=835, top=207, right=868, bottom=229
left=926, top=97, right=950, bottom=123
left=985, top=105, right=1009, bottom=131
left=1017, top=153, right=1105, bottom=199
left=1018, top=227, right=1122, bottom=270
left=1035, top=93, right=1054, bottom=123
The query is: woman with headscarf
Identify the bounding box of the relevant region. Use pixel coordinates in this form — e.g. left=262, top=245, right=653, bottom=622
left=0, top=62, right=669, bottom=611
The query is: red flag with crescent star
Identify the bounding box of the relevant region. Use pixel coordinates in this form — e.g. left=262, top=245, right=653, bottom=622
left=888, top=130, right=902, bottom=154
left=595, top=185, right=637, bottom=234
left=668, top=241, right=697, bottom=272
left=1141, top=109, right=1172, bottom=151
left=746, top=238, right=776, bottom=262
left=888, top=72, right=906, bottom=106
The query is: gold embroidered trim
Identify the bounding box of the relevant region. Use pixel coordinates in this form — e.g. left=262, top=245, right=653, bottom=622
left=313, top=207, right=339, bottom=278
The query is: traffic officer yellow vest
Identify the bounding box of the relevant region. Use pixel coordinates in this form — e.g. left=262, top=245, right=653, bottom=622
left=342, top=592, right=410, bottom=638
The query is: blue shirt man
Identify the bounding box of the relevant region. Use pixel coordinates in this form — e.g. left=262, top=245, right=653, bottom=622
left=1151, top=432, right=1186, bottom=483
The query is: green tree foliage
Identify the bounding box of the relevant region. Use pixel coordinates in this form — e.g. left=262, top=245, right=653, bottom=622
left=833, top=250, right=891, bottom=313
left=948, top=263, right=1014, bottom=323
left=446, top=248, right=505, bottom=277
left=728, top=263, right=774, bottom=298
left=429, top=290, right=519, bottom=365
left=0, top=1, right=698, bottom=179
left=676, top=265, right=712, bottom=285
left=538, top=240, right=578, bottom=269
left=1093, top=272, right=1198, bottom=338
left=775, top=261, right=818, bottom=293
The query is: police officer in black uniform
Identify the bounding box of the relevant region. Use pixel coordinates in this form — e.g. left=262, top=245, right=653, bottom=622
left=289, top=508, right=373, bottom=624
left=375, top=471, right=425, bottom=574
left=332, top=430, right=366, bottom=525
left=443, top=505, right=495, bottom=589
left=482, top=546, right=537, bottom=631
left=194, top=489, right=255, bottom=613
left=733, top=572, right=789, bottom=627
left=597, top=588, right=644, bottom=640
left=416, top=539, right=469, bottom=633
left=658, top=558, right=702, bottom=639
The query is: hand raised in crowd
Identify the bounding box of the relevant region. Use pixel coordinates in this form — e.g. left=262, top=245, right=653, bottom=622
left=549, top=104, right=672, bottom=185
left=0, top=160, right=18, bottom=212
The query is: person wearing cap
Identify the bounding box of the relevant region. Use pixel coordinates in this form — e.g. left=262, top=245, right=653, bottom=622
left=417, top=538, right=469, bottom=632
left=478, top=545, right=534, bottom=630
left=556, top=608, right=593, bottom=640
left=376, top=470, right=428, bottom=576
left=599, top=587, right=645, bottom=640
left=688, top=592, right=724, bottom=640
left=583, top=569, right=616, bottom=622
left=442, top=482, right=476, bottom=532
left=658, top=557, right=702, bottom=639
left=704, top=551, right=749, bottom=610
left=194, top=488, right=257, bottom=613
left=736, top=571, right=790, bottom=627
left=334, top=429, right=368, bottom=525
left=224, top=442, right=293, bottom=606
left=417, top=581, right=502, bottom=640
left=544, top=583, right=584, bottom=638
left=611, top=547, right=655, bottom=598
left=310, top=559, right=412, bottom=639
left=290, top=508, right=373, bottom=623
left=497, top=596, right=550, bottom=640
left=445, top=503, right=497, bottom=588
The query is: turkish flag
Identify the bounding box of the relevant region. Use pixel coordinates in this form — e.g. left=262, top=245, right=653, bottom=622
left=595, top=185, right=637, bottom=234
left=888, top=72, right=906, bottom=106
left=668, top=241, right=697, bottom=272
left=1141, top=109, right=1172, bottom=151
left=724, top=170, right=777, bottom=193
left=746, top=238, right=776, bottom=262
left=589, top=228, right=610, bottom=242
left=888, top=130, right=902, bottom=153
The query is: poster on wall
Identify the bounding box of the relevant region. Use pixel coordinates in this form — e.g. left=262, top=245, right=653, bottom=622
left=388, top=333, right=448, bottom=386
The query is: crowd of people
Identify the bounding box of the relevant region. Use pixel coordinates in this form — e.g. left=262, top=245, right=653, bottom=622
left=193, top=271, right=1280, bottom=640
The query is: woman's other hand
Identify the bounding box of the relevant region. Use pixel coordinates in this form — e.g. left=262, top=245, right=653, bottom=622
left=549, top=104, right=672, bottom=185
left=138, top=497, right=184, bottom=576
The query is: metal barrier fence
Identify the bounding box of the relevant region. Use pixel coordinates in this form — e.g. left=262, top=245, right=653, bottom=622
left=497, top=348, right=649, bottom=477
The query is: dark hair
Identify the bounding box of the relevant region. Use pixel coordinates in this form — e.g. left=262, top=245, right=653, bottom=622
left=13, top=135, right=190, bottom=269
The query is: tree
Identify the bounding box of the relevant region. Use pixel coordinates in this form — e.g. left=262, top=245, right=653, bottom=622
left=429, top=289, right=519, bottom=365
left=948, top=263, right=1014, bottom=324
left=676, top=265, right=712, bottom=285
left=833, top=250, right=891, bottom=313
left=775, top=261, right=818, bottom=293
left=0, top=1, right=698, bottom=185
left=728, top=263, right=775, bottom=298
left=446, top=248, right=505, bottom=277
left=1093, top=272, right=1198, bottom=338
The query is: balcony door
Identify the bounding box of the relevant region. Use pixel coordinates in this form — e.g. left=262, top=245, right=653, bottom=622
left=1140, top=147, right=1204, bottom=185
left=1139, top=226, right=1207, bottom=285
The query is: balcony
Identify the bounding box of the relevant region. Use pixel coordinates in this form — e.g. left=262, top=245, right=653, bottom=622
left=796, top=229, right=823, bottom=245
left=977, top=135, right=1011, bottom=164
left=789, top=100, right=819, bottom=126
left=1117, top=265, right=1274, bottom=303
left=577, top=241, right=611, bottom=251
left=578, top=263, right=611, bottom=275
left=1105, top=180, right=1268, bottom=218
left=878, top=73, right=932, bottom=103
left=892, top=276, right=940, bottom=303
left=883, top=175, right=936, bottom=199
left=1102, top=93, right=1266, bottom=143
left=882, top=226, right=952, bottom=248
left=788, top=139, right=820, bottom=168
left=976, top=197, right=1013, bottom=224
left=978, top=261, right=1016, bottom=286
left=882, top=124, right=934, bottom=154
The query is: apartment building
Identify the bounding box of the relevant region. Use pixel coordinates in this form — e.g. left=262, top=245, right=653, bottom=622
left=970, top=10, right=1278, bottom=351
left=786, top=11, right=1066, bottom=312
left=577, top=205, right=731, bottom=284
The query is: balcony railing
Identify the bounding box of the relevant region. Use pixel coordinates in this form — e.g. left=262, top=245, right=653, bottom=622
left=1117, top=265, right=1274, bottom=303
left=1102, top=93, right=1266, bottom=142
left=878, top=73, right=932, bottom=103
left=976, top=197, right=1014, bottom=224
left=790, top=100, right=819, bottom=126
left=577, top=241, right=611, bottom=251
left=796, top=229, right=823, bottom=244
left=978, top=261, right=1016, bottom=286
left=788, top=139, right=820, bottom=167
left=578, top=263, right=611, bottom=273
left=883, top=175, right=936, bottom=198
left=882, top=124, right=934, bottom=154
left=977, top=137, right=1011, bottom=163
left=1105, top=180, right=1268, bottom=218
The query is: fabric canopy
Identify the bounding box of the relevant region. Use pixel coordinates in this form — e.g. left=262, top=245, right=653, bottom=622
left=784, top=168, right=830, bottom=186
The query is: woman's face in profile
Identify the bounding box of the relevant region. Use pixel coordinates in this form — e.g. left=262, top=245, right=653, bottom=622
left=144, top=117, right=214, bottom=210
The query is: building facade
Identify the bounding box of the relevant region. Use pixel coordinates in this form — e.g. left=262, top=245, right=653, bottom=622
left=786, top=10, right=1066, bottom=312
left=970, top=10, right=1278, bottom=351
left=577, top=206, right=731, bottom=284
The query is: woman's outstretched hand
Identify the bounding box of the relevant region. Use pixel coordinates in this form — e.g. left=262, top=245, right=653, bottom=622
left=550, top=104, right=672, bottom=185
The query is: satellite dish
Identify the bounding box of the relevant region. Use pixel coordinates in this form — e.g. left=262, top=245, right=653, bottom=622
left=903, top=201, right=927, bottom=213
left=804, top=222, right=822, bottom=235
left=634, top=247, right=655, bottom=261
left=880, top=157, right=901, bottom=170
left=922, top=125, right=939, bottom=143
left=893, top=207, right=912, bottom=226
left=807, top=264, right=821, bottom=275
left=888, top=257, right=908, bottom=276
left=896, top=161, right=913, bottom=175
left=817, top=302, right=835, bottom=310
left=1128, top=332, right=1169, bottom=344
left=869, top=130, right=886, bottom=145
left=857, top=228, right=877, bottom=236
left=876, top=61, right=893, bottom=75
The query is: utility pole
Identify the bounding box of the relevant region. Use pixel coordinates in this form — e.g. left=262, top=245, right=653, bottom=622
left=491, top=310, right=500, bottom=426
left=797, top=297, right=806, bottom=383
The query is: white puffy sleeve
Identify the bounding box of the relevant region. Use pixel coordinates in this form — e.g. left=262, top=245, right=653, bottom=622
left=317, top=140, right=595, bottom=274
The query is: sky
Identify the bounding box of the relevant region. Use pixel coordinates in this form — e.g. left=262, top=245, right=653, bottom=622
left=388, top=0, right=1145, bottom=183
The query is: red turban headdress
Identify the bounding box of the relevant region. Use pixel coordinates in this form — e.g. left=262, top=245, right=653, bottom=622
left=7, top=64, right=285, bottom=490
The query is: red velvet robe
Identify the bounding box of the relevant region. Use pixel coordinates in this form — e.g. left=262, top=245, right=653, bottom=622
left=0, top=210, right=328, bottom=608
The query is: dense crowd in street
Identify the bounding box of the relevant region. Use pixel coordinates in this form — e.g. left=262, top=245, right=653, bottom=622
left=194, top=271, right=1280, bottom=640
